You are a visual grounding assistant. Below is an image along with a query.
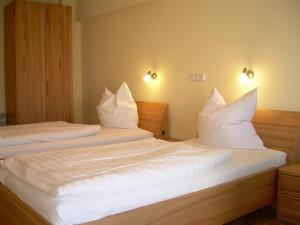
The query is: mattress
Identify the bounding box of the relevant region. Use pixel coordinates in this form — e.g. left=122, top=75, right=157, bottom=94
left=0, top=139, right=286, bottom=225
left=0, top=127, right=153, bottom=159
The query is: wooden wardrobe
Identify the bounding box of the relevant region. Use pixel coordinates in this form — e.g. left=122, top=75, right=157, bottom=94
left=4, top=0, right=73, bottom=124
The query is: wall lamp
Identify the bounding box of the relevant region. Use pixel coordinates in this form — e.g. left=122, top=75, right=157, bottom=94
left=143, top=71, right=157, bottom=82
left=240, top=67, right=254, bottom=83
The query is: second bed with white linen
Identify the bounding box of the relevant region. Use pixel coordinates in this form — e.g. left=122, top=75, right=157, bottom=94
left=0, top=138, right=286, bottom=225
left=0, top=127, right=152, bottom=159
left=0, top=121, right=101, bottom=147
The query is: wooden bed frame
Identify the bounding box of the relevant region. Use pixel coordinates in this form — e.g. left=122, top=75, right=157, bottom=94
left=0, top=109, right=300, bottom=225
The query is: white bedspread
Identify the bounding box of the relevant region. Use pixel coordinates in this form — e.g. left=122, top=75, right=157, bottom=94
left=0, top=138, right=232, bottom=197
left=0, top=139, right=286, bottom=225
left=0, top=122, right=101, bottom=147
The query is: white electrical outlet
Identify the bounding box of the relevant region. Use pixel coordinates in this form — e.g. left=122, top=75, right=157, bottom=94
left=189, top=74, right=206, bottom=82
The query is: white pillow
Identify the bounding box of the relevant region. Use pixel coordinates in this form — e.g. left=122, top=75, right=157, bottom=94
left=97, top=82, right=138, bottom=129
left=198, top=88, right=265, bottom=149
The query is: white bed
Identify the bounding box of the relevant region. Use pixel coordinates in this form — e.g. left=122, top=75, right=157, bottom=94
left=0, top=127, right=153, bottom=159
left=0, top=101, right=168, bottom=159
left=0, top=138, right=286, bottom=225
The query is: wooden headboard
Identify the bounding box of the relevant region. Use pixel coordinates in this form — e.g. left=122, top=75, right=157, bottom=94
left=253, top=110, right=300, bottom=163
left=136, top=101, right=168, bottom=139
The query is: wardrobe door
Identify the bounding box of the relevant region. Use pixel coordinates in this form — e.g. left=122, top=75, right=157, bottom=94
left=4, top=1, right=16, bottom=124
left=15, top=0, right=46, bottom=124
left=45, top=4, right=73, bottom=122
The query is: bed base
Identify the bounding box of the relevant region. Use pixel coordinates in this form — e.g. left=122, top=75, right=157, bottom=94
left=0, top=168, right=277, bottom=225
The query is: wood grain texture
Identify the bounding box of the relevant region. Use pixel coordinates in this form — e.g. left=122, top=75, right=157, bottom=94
left=279, top=174, right=300, bottom=198
left=279, top=164, right=300, bottom=177
left=45, top=3, right=73, bottom=122
left=277, top=164, right=300, bottom=224
left=253, top=110, right=300, bottom=163
left=0, top=179, right=50, bottom=225
left=136, top=101, right=168, bottom=139
left=15, top=0, right=46, bottom=124
left=4, top=0, right=73, bottom=125
left=278, top=195, right=300, bottom=224
left=0, top=169, right=277, bottom=225
left=4, top=1, right=16, bottom=124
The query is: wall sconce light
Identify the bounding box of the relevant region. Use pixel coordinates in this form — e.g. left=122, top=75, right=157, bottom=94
left=240, top=67, right=254, bottom=83
left=143, top=71, right=157, bottom=82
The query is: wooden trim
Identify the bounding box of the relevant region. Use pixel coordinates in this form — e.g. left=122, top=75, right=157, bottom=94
left=4, top=1, right=16, bottom=124
left=0, top=181, right=50, bottom=225
left=253, top=110, right=300, bottom=163
left=136, top=101, right=168, bottom=139
left=0, top=168, right=277, bottom=225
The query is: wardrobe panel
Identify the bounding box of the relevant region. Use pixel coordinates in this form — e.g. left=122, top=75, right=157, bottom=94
left=4, top=2, right=16, bottom=124
left=15, top=0, right=46, bottom=124
left=45, top=4, right=73, bottom=122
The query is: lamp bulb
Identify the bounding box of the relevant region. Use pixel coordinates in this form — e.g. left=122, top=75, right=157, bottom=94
left=240, top=72, right=249, bottom=83
left=143, top=74, right=152, bottom=82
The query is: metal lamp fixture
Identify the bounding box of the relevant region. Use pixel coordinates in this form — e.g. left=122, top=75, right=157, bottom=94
left=240, top=68, right=254, bottom=83
left=241, top=67, right=254, bottom=79
left=143, top=71, right=157, bottom=82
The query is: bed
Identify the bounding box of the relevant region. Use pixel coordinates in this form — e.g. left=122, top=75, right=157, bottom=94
left=0, top=101, right=168, bottom=159
left=0, top=109, right=299, bottom=225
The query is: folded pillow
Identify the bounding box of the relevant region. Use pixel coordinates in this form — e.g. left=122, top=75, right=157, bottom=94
left=198, top=88, right=265, bottom=150
left=97, top=82, right=138, bottom=129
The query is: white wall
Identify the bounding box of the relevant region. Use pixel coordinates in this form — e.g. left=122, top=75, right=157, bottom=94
left=76, top=0, right=154, bottom=21
left=80, top=0, right=300, bottom=139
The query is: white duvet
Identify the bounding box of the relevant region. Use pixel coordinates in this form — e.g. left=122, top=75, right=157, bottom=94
left=0, top=121, right=101, bottom=147
left=0, top=138, right=232, bottom=197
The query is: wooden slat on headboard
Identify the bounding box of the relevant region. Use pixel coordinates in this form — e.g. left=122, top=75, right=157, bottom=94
left=253, top=110, right=300, bottom=163
left=136, top=101, right=168, bottom=139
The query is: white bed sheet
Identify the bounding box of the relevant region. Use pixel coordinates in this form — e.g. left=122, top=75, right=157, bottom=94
left=0, top=139, right=286, bottom=225
left=0, top=127, right=153, bottom=159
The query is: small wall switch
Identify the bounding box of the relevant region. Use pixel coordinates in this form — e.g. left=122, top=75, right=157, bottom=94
left=189, top=74, right=206, bottom=82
